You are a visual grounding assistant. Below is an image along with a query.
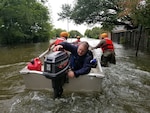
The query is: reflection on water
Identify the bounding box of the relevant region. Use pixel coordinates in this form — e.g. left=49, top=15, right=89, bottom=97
left=0, top=41, right=150, bottom=113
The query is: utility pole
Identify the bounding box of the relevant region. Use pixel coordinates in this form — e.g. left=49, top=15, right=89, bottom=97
left=136, top=25, right=142, bottom=57
left=67, top=18, right=69, bottom=32
left=66, top=0, right=69, bottom=32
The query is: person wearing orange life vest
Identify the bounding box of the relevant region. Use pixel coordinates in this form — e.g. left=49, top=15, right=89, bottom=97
left=48, top=32, right=69, bottom=51
left=92, top=33, right=116, bottom=67
left=72, top=35, right=81, bottom=46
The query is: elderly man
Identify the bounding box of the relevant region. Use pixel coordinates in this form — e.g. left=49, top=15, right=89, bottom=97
left=53, top=41, right=93, bottom=78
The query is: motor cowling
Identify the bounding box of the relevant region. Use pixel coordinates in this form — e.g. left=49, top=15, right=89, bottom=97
left=43, top=51, right=70, bottom=98
left=43, top=51, right=69, bottom=79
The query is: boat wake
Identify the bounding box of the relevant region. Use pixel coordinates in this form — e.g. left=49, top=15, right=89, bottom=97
left=0, top=62, right=27, bottom=69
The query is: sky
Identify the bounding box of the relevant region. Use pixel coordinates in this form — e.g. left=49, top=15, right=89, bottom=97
left=46, top=0, right=94, bottom=35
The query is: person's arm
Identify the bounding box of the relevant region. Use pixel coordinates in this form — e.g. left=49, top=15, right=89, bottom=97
left=92, top=40, right=105, bottom=49
left=74, top=55, right=93, bottom=77
left=48, top=41, right=55, bottom=51
left=67, top=56, right=92, bottom=78
left=53, top=42, right=76, bottom=53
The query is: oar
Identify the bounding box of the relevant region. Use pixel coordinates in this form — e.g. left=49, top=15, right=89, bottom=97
left=88, top=57, right=104, bottom=78
left=22, top=49, right=50, bottom=74
left=96, top=56, right=103, bottom=73
left=38, top=49, right=49, bottom=59
left=88, top=48, right=105, bottom=78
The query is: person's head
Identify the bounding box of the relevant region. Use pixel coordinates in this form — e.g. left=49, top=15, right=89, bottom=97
left=60, top=32, right=69, bottom=39
left=99, top=33, right=108, bottom=39
left=77, top=41, right=89, bottom=56
left=77, top=36, right=80, bottom=39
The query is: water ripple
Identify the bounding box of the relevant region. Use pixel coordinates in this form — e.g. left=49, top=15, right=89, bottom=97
left=0, top=62, right=27, bottom=69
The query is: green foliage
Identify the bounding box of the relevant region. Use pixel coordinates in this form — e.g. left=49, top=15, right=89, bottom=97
left=0, top=0, right=53, bottom=45
left=49, top=28, right=83, bottom=39
left=133, top=0, right=150, bottom=28
left=58, top=4, right=72, bottom=21
left=120, top=37, right=125, bottom=44
left=58, top=0, right=150, bottom=30
left=52, top=28, right=67, bottom=37
left=84, top=27, right=106, bottom=39
left=69, top=30, right=83, bottom=38
left=58, top=0, right=121, bottom=30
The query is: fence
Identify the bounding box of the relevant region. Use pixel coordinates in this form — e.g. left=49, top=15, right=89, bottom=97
left=111, top=28, right=150, bottom=53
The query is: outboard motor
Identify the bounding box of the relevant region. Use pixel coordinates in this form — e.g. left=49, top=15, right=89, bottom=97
left=43, top=51, right=69, bottom=98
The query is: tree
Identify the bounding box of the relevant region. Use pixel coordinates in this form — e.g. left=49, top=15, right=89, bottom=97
left=69, top=30, right=83, bottom=38
left=58, top=0, right=149, bottom=30
left=134, top=0, right=150, bottom=28
left=58, top=4, right=72, bottom=21
left=0, top=0, right=53, bottom=45
left=52, top=28, right=67, bottom=38
left=84, top=27, right=106, bottom=39
left=117, top=0, right=149, bottom=28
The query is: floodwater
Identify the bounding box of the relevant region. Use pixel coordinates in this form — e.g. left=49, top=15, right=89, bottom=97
left=0, top=38, right=150, bottom=113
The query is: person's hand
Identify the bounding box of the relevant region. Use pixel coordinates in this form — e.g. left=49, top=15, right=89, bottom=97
left=91, top=47, right=94, bottom=50
left=53, top=45, right=63, bottom=51
left=67, top=70, right=75, bottom=78
left=48, top=47, right=51, bottom=51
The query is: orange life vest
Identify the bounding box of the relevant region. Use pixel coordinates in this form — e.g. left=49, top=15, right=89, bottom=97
left=54, top=37, right=66, bottom=45
left=76, top=39, right=80, bottom=43
left=101, top=38, right=114, bottom=52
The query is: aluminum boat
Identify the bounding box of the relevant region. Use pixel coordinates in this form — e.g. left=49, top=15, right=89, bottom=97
left=20, top=38, right=105, bottom=92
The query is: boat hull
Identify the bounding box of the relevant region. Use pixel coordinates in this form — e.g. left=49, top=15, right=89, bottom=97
left=20, top=66, right=103, bottom=92
left=20, top=38, right=104, bottom=92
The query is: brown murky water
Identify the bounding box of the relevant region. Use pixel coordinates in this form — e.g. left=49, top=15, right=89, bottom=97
left=0, top=39, right=150, bottom=113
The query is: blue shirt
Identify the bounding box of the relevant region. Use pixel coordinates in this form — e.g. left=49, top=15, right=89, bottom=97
left=59, top=42, right=93, bottom=77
